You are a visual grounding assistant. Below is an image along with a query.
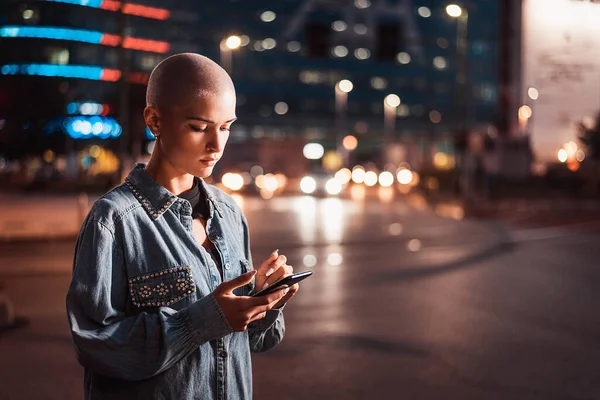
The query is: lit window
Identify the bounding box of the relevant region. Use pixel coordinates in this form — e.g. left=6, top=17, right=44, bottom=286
left=397, top=52, right=411, bottom=64
left=354, top=48, right=370, bottom=60
left=287, top=41, right=301, bottom=52
left=253, top=41, right=264, bottom=51
left=433, top=56, right=447, bottom=70
left=262, top=38, right=276, bottom=50
left=140, top=54, right=161, bottom=71
left=23, top=9, right=35, bottom=20
left=299, top=70, right=324, bottom=84
left=260, top=11, right=276, bottom=22
left=417, top=7, right=431, bottom=18
left=354, top=24, right=368, bottom=35
left=480, top=84, right=496, bottom=102
left=274, top=102, right=289, bottom=115
left=332, top=21, right=347, bottom=32
left=333, top=46, right=348, bottom=57
left=354, top=0, right=371, bottom=9
left=370, top=77, right=387, bottom=90
left=47, top=48, right=69, bottom=65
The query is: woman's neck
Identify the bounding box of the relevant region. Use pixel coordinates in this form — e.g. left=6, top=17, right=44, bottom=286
left=145, top=151, right=194, bottom=196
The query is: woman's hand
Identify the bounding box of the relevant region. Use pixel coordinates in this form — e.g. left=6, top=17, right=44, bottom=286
left=213, top=271, right=289, bottom=331
left=254, top=250, right=299, bottom=309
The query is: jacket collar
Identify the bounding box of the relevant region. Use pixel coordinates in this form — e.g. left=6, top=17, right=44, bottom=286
left=124, top=163, right=223, bottom=220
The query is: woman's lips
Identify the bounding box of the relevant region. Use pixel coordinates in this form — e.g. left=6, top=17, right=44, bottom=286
left=200, top=159, right=218, bottom=167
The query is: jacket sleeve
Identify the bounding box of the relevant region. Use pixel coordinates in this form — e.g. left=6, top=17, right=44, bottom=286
left=66, top=217, right=233, bottom=381
left=238, top=213, right=286, bottom=352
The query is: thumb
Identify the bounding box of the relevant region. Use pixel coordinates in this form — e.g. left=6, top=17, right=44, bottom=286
left=219, top=270, right=256, bottom=294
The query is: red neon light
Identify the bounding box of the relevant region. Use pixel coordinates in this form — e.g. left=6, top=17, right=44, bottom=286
left=99, top=0, right=121, bottom=11
left=100, top=34, right=121, bottom=46
left=128, top=72, right=150, bottom=84
left=123, top=37, right=170, bottom=53
left=101, top=69, right=121, bottom=81
left=100, top=104, right=111, bottom=116
left=122, top=3, right=170, bottom=20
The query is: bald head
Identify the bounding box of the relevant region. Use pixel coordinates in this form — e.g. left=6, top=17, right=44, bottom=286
left=146, top=53, right=235, bottom=109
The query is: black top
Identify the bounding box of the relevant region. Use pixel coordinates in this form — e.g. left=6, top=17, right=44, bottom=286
left=178, top=180, right=222, bottom=273
left=178, top=180, right=210, bottom=220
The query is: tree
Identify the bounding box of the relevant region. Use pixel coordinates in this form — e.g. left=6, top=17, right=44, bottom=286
left=577, top=111, right=600, bottom=192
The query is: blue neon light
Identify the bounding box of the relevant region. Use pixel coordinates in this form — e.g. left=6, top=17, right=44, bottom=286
left=0, top=26, right=103, bottom=44
left=64, top=116, right=122, bottom=139
left=0, top=64, right=105, bottom=80
left=66, top=102, right=78, bottom=115
left=45, top=0, right=103, bottom=8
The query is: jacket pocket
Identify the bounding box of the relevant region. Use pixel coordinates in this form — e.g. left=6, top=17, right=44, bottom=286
left=128, top=266, right=197, bottom=308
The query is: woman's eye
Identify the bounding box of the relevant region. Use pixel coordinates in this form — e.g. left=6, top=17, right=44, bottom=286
left=190, top=125, right=206, bottom=132
left=220, top=126, right=231, bottom=132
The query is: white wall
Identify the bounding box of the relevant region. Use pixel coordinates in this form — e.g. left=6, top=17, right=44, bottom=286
left=522, top=0, right=600, bottom=162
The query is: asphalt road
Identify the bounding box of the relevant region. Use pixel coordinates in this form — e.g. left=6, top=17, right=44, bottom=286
left=1, top=195, right=599, bottom=399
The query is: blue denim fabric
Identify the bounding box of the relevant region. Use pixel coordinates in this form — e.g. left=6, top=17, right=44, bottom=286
left=66, top=163, right=285, bottom=399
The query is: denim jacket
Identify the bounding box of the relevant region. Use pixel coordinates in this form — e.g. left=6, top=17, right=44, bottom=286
left=66, top=163, right=285, bottom=400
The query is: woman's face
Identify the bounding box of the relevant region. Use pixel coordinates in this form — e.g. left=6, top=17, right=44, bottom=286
left=147, top=90, right=236, bottom=178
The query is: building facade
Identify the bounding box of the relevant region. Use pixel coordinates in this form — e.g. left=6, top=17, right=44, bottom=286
left=0, top=0, right=502, bottom=177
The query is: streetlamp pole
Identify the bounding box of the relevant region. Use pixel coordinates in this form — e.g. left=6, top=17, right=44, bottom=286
left=383, top=94, right=400, bottom=143
left=447, top=4, right=469, bottom=133
left=335, top=79, right=353, bottom=160
left=220, top=35, right=241, bottom=74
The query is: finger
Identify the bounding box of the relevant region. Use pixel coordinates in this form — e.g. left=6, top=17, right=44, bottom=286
left=263, top=249, right=279, bottom=267
left=277, top=289, right=296, bottom=305
left=218, top=270, right=256, bottom=294
left=256, top=250, right=280, bottom=275
left=273, top=284, right=298, bottom=308
left=265, top=255, right=287, bottom=277
left=248, top=311, right=267, bottom=324
left=260, top=264, right=293, bottom=290
left=250, top=287, right=289, bottom=308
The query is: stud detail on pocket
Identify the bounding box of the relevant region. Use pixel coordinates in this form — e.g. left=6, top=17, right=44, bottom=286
left=128, top=266, right=196, bottom=308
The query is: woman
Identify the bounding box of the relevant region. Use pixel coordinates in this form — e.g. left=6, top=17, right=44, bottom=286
left=66, top=53, right=298, bottom=399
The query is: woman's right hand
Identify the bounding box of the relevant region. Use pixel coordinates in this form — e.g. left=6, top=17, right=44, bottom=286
left=213, top=271, right=288, bottom=332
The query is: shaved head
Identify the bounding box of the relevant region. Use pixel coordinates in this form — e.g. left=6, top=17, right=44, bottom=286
left=143, top=53, right=237, bottom=180
left=146, top=53, right=235, bottom=109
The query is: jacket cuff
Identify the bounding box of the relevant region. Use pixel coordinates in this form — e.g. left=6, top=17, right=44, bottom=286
left=249, top=307, right=283, bottom=331
left=185, top=293, right=233, bottom=344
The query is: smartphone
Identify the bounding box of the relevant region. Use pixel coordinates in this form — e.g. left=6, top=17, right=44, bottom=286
left=252, top=270, right=313, bottom=297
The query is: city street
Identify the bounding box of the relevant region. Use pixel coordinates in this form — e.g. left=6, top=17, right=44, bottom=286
left=2, top=194, right=600, bottom=399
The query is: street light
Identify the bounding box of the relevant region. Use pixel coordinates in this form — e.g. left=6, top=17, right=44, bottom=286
left=335, top=79, right=353, bottom=165
left=220, top=35, right=241, bottom=74
left=446, top=4, right=463, bottom=17
left=518, top=105, right=532, bottom=135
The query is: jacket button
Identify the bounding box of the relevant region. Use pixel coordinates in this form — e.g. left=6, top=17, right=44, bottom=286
left=219, top=350, right=227, bottom=358
left=224, top=263, right=230, bottom=270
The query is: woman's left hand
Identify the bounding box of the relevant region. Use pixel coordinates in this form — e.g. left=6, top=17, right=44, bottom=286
left=254, top=250, right=299, bottom=308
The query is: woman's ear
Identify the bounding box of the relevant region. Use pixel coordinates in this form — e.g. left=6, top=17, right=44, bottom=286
left=144, top=106, right=161, bottom=138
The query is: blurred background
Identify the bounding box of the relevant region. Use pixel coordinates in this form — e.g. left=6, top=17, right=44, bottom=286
left=2, top=0, right=600, bottom=399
